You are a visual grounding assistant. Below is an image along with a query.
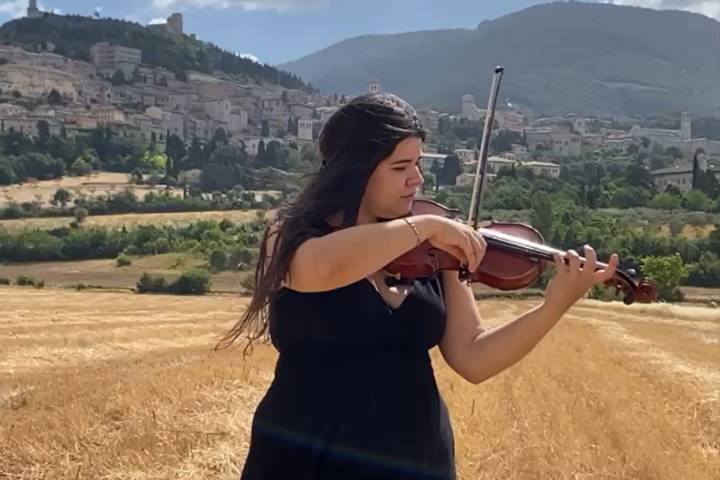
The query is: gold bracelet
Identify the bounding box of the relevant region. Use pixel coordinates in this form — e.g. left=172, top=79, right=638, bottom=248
left=402, top=217, right=422, bottom=246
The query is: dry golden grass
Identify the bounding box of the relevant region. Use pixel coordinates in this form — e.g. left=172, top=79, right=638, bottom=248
left=0, top=209, right=259, bottom=233
left=0, top=287, right=718, bottom=479
left=0, top=172, right=184, bottom=209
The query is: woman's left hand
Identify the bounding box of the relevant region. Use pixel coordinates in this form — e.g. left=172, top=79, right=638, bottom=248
left=544, top=245, right=619, bottom=315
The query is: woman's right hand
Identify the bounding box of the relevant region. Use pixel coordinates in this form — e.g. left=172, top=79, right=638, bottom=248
left=415, top=214, right=487, bottom=273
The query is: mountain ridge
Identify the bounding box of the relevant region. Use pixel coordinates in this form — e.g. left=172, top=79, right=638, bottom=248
left=280, top=1, right=720, bottom=118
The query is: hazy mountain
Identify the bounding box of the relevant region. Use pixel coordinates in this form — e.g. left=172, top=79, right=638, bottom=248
left=280, top=1, right=720, bottom=118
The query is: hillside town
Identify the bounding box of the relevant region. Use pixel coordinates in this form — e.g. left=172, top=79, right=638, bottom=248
left=0, top=1, right=718, bottom=193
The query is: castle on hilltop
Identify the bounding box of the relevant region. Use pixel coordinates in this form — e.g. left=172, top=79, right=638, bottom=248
left=150, top=13, right=184, bottom=36
left=26, top=0, right=42, bottom=18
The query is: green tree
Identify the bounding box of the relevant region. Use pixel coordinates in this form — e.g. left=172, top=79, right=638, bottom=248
left=687, top=252, right=720, bottom=287
left=73, top=207, right=89, bottom=224
left=639, top=254, right=688, bottom=301
left=0, top=160, right=16, bottom=185
left=201, top=163, right=238, bottom=191
left=208, top=249, right=228, bottom=272
left=683, top=190, right=711, bottom=211
left=709, top=224, right=720, bottom=255
left=298, top=143, right=320, bottom=170
left=136, top=272, right=167, bottom=293
left=165, top=133, right=185, bottom=177
left=695, top=170, right=720, bottom=199
left=47, top=89, right=62, bottom=105
left=531, top=192, right=554, bottom=241
left=650, top=192, right=681, bottom=210
left=139, top=151, right=168, bottom=172
left=36, top=120, right=50, bottom=139
left=111, top=69, right=126, bottom=86
left=490, top=130, right=522, bottom=154
left=439, top=154, right=462, bottom=186
left=69, top=158, right=92, bottom=176
left=422, top=171, right=436, bottom=194
left=169, top=268, right=211, bottom=295
left=210, top=144, right=246, bottom=167
left=624, top=157, right=655, bottom=191
left=609, top=186, right=650, bottom=208
left=692, top=152, right=701, bottom=190
left=52, top=188, right=72, bottom=207
left=212, top=128, right=228, bottom=145
left=187, top=136, right=204, bottom=169
left=664, top=146, right=683, bottom=159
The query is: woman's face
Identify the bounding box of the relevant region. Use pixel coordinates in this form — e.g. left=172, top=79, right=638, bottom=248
left=359, top=136, right=424, bottom=222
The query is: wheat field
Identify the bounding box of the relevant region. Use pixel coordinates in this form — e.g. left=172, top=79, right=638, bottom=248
left=0, top=287, right=718, bottom=479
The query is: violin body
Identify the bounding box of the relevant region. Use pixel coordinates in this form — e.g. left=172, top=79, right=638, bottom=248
left=383, top=199, right=657, bottom=304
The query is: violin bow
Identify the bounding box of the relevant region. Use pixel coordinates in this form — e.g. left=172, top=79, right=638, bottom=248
left=467, top=66, right=505, bottom=230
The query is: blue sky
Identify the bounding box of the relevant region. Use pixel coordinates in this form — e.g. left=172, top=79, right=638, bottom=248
left=0, top=0, right=717, bottom=65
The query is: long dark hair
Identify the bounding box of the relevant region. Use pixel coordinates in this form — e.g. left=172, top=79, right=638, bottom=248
left=215, top=92, right=426, bottom=355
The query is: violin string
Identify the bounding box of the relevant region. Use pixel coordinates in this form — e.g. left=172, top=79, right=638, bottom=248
left=479, top=229, right=615, bottom=269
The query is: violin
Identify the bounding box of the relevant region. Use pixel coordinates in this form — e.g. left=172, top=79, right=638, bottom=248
left=383, top=65, right=657, bottom=305
left=383, top=198, right=658, bottom=305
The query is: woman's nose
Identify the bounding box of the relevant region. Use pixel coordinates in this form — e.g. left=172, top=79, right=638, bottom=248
left=409, top=166, right=424, bottom=187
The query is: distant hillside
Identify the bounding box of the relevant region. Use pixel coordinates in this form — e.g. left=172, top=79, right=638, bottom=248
left=280, top=1, right=720, bottom=118
left=0, top=13, right=310, bottom=90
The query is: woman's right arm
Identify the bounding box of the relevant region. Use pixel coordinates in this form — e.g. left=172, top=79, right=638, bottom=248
left=285, top=214, right=485, bottom=292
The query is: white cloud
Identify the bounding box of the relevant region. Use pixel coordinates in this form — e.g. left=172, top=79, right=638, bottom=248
left=604, top=0, right=720, bottom=19
left=0, top=0, right=28, bottom=18
left=238, top=52, right=259, bottom=63
left=151, top=0, right=329, bottom=13
left=148, top=17, right=167, bottom=24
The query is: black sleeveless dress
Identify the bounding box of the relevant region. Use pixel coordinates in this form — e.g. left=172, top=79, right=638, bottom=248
left=240, top=274, right=456, bottom=480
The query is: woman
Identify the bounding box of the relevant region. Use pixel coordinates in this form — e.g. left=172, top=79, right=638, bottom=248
left=217, top=93, right=618, bottom=479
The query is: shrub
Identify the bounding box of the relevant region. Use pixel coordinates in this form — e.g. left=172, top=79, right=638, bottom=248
left=136, top=272, right=167, bottom=293
left=73, top=207, right=89, bottom=223
left=116, top=254, right=132, bottom=267
left=208, top=249, right=228, bottom=272
left=168, top=268, right=211, bottom=295
left=16, top=275, right=36, bottom=286
left=240, top=274, right=256, bottom=292
left=229, top=247, right=258, bottom=271
left=639, top=254, right=689, bottom=302
left=136, top=269, right=211, bottom=295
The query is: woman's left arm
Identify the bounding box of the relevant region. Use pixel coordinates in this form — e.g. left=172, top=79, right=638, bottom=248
left=438, top=245, right=618, bottom=385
